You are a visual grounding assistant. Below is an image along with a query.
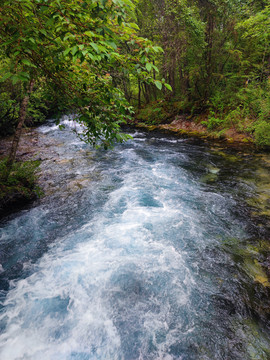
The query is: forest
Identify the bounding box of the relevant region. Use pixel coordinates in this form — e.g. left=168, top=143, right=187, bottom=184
left=0, top=0, right=270, bottom=145
left=1, top=1, right=270, bottom=359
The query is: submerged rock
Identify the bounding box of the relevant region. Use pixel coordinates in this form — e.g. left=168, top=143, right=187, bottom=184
left=244, top=258, right=270, bottom=287
left=207, top=165, right=220, bottom=174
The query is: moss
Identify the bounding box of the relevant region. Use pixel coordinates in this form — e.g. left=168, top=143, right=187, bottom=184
left=244, top=258, right=270, bottom=287
left=136, top=122, right=149, bottom=128
left=134, top=114, right=256, bottom=150
left=239, top=319, right=270, bottom=359
left=200, top=173, right=218, bottom=183
left=0, top=158, right=41, bottom=218
left=210, top=149, right=240, bottom=162
left=147, top=125, right=158, bottom=131
left=223, top=237, right=270, bottom=288
left=245, top=165, right=270, bottom=216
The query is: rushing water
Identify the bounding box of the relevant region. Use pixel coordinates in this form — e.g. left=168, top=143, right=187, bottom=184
left=0, top=119, right=270, bottom=360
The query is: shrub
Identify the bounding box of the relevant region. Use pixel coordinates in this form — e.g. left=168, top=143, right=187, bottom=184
left=254, top=121, right=270, bottom=147
left=201, top=111, right=225, bottom=130
left=136, top=101, right=170, bottom=125
left=0, top=158, right=41, bottom=192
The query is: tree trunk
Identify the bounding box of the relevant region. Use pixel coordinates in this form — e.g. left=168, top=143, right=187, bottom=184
left=4, top=79, right=35, bottom=181
left=138, top=79, right=141, bottom=109
left=152, top=60, right=157, bottom=101
left=123, top=76, right=131, bottom=102
left=142, top=82, right=150, bottom=104
left=169, top=55, right=176, bottom=95
left=205, top=12, right=214, bottom=100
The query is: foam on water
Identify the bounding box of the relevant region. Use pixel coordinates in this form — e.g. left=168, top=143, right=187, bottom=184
left=39, top=115, right=86, bottom=135
left=0, top=122, right=269, bottom=359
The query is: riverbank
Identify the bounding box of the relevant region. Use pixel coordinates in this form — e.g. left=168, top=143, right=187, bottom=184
left=131, top=96, right=270, bottom=150
left=0, top=129, right=42, bottom=219
left=129, top=115, right=257, bottom=150
left=0, top=121, right=95, bottom=219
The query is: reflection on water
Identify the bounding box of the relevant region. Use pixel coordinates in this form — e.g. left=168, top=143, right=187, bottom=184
left=0, top=120, right=270, bottom=360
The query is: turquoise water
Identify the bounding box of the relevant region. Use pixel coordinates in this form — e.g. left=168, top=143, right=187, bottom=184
left=0, top=120, right=269, bottom=359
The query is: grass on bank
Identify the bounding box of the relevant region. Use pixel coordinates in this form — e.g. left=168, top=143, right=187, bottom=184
left=0, top=158, right=41, bottom=215
left=134, top=86, right=270, bottom=148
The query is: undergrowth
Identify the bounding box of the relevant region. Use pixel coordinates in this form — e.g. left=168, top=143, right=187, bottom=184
left=0, top=158, right=41, bottom=202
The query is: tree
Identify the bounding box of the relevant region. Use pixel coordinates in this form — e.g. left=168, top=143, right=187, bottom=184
left=237, top=4, right=270, bottom=82
left=0, top=0, right=163, bottom=179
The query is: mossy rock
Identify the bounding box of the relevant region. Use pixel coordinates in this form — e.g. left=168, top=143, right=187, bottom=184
left=200, top=173, right=218, bottom=183
left=244, top=258, right=270, bottom=287
left=246, top=166, right=270, bottom=216
left=223, top=237, right=270, bottom=288
left=147, top=125, right=158, bottom=131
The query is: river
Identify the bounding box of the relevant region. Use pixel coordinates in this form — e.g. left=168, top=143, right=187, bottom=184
left=0, top=118, right=270, bottom=359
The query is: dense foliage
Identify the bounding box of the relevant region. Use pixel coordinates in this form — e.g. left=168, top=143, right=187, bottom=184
left=0, top=0, right=269, bottom=147
left=134, top=0, right=270, bottom=145
left=0, top=0, right=163, bottom=145
left=0, top=158, right=41, bottom=217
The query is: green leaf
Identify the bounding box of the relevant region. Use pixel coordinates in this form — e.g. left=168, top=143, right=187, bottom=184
left=84, top=31, right=95, bottom=38
left=40, top=29, right=47, bottom=37
left=17, top=72, right=30, bottom=81
left=118, top=15, right=122, bottom=26
left=106, top=41, right=117, bottom=50
left=1, top=72, right=12, bottom=82
left=90, top=42, right=100, bottom=53
left=64, top=33, right=75, bottom=41
left=71, top=46, right=79, bottom=55
left=152, top=46, right=164, bottom=53
left=164, top=83, right=172, bottom=91
left=63, top=48, right=71, bottom=56
left=155, top=80, right=162, bottom=90
left=11, top=75, right=20, bottom=84
left=141, top=55, right=147, bottom=63
left=128, top=22, right=140, bottom=30
left=21, top=59, right=32, bottom=66
left=146, top=63, right=152, bottom=72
